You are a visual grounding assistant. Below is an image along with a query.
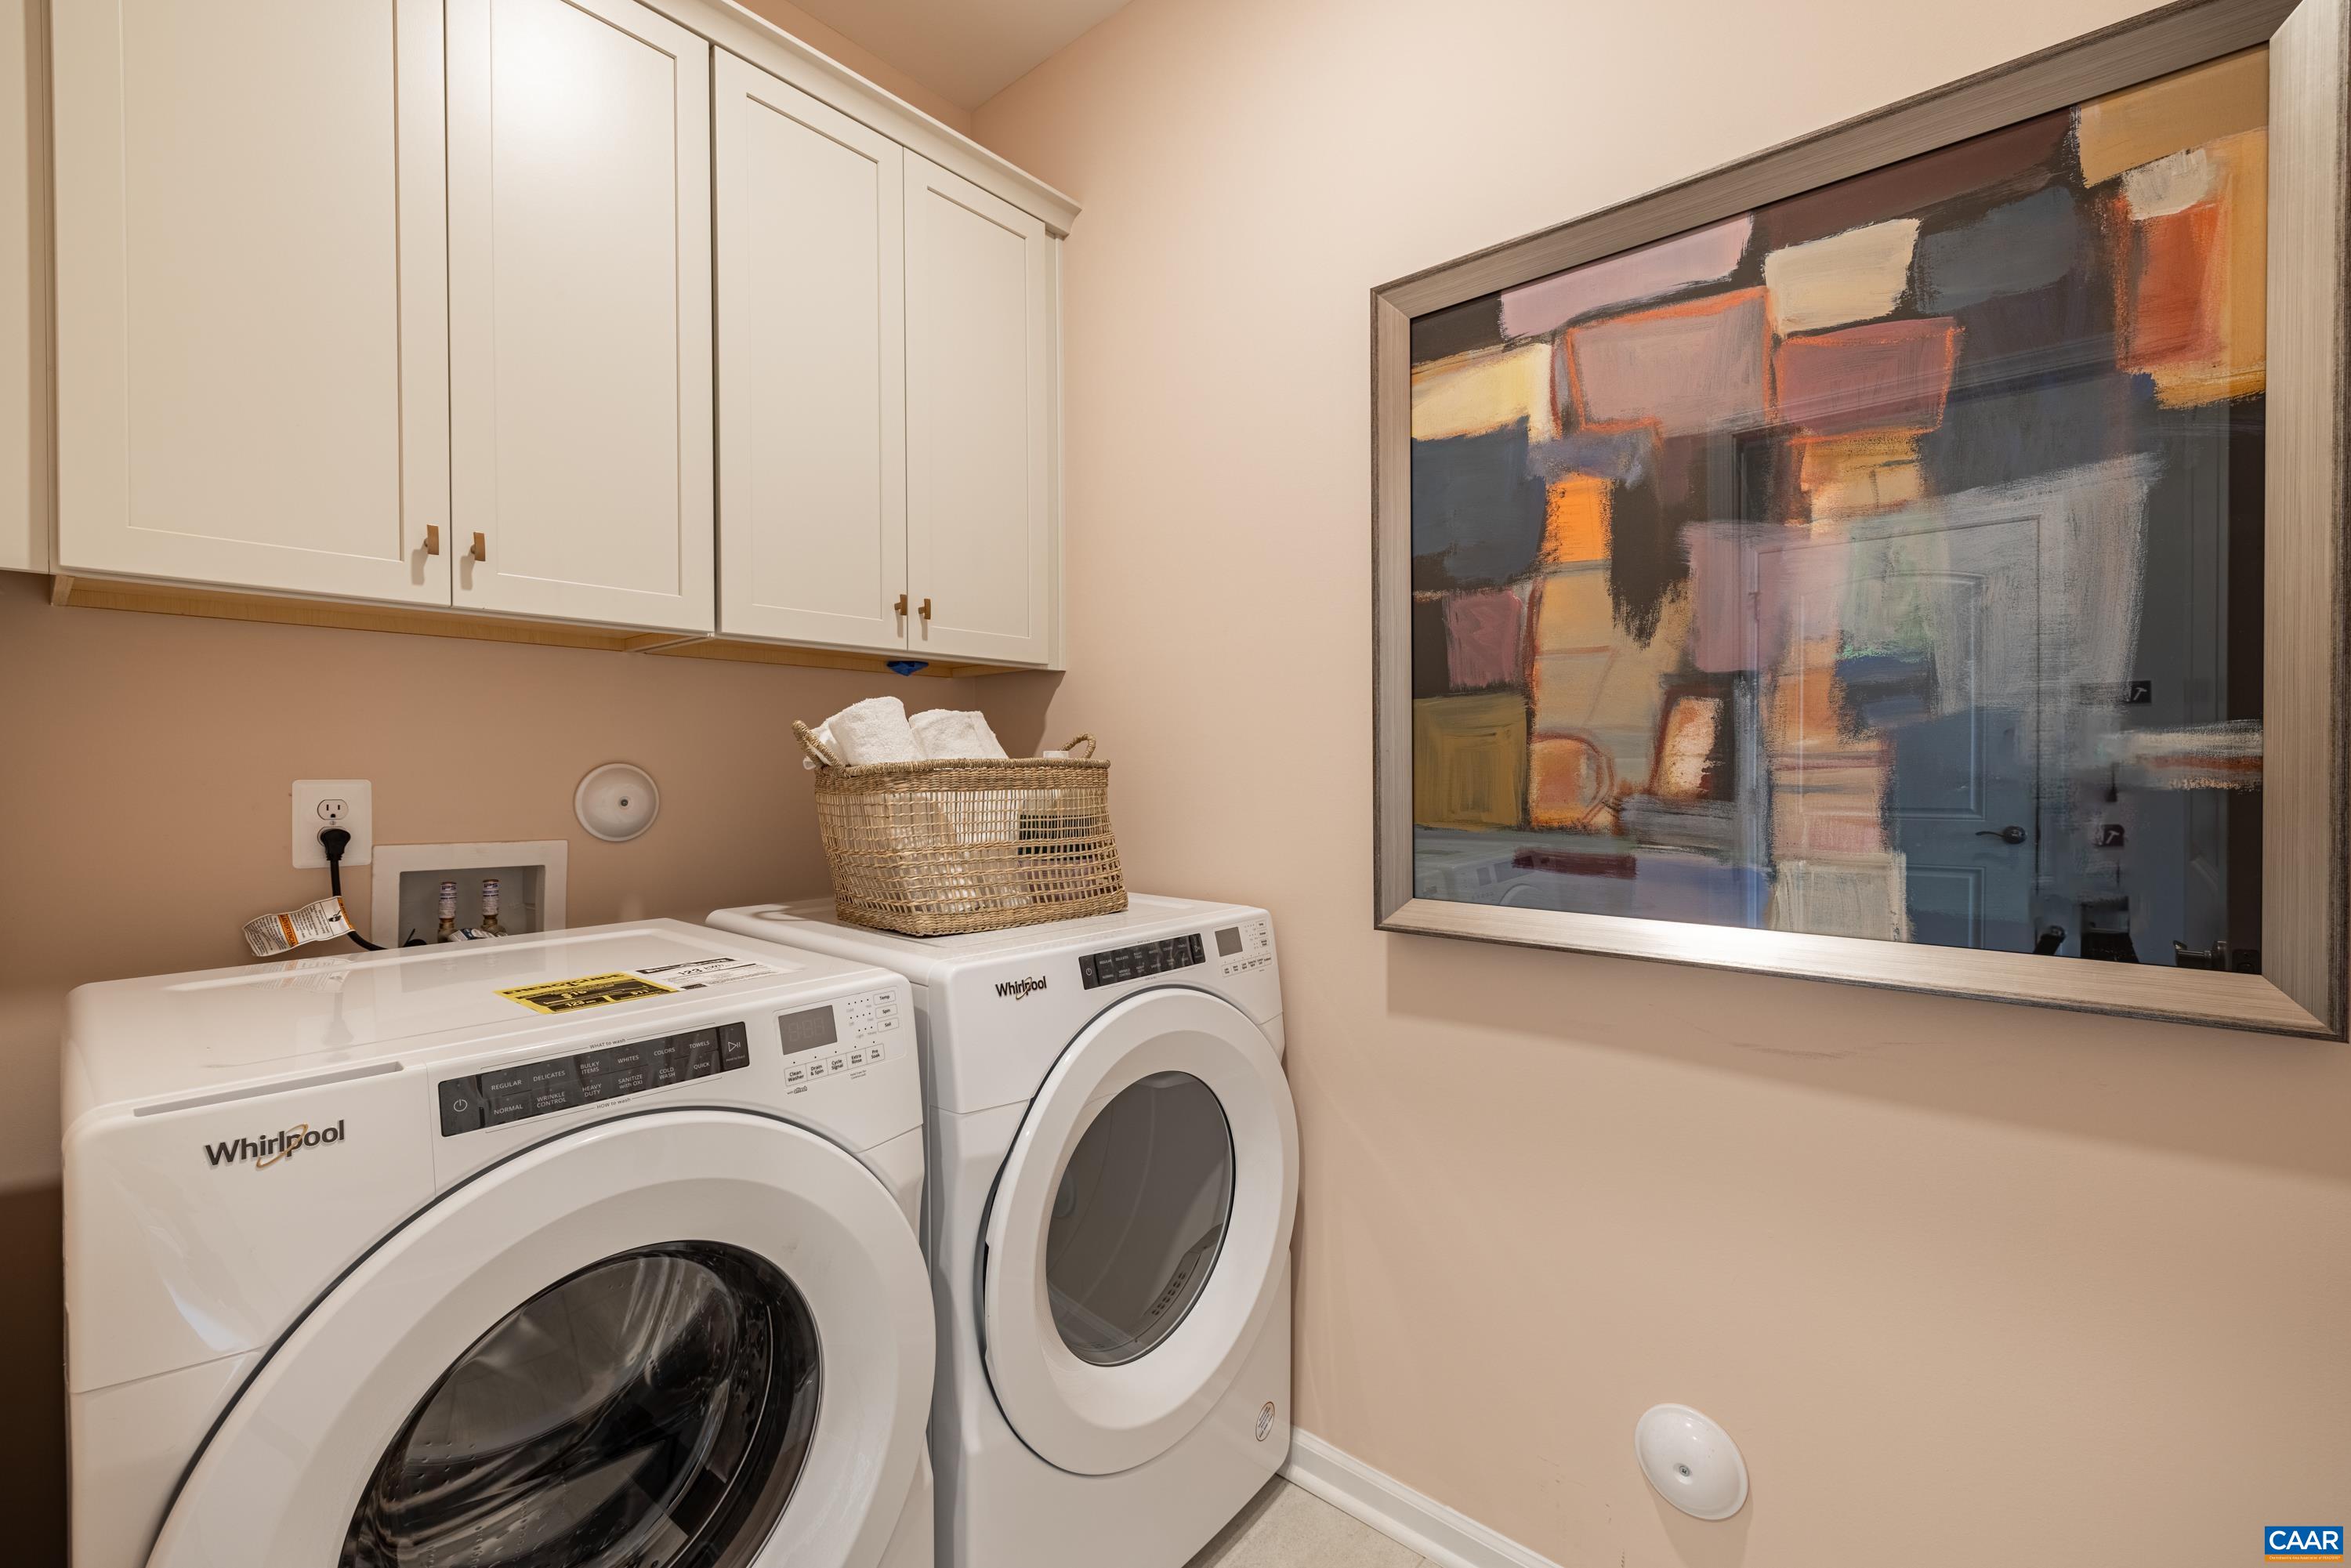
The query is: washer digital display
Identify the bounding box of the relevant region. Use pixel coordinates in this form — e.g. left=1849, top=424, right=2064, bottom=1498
left=779, top=1005, right=840, bottom=1053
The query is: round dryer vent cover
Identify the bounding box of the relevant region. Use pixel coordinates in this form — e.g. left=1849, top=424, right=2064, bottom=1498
left=1634, top=1403, right=1748, bottom=1520
left=575, top=762, right=661, bottom=842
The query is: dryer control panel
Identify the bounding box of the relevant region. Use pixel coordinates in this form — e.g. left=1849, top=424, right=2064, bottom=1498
left=1081, top=933, right=1207, bottom=988
left=776, top=986, right=899, bottom=1085
left=1212, top=917, right=1276, bottom=976
left=437, top=1022, right=752, bottom=1136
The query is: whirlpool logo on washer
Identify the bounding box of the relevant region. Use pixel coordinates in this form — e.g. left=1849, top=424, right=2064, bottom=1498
left=202, top=1119, right=347, bottom=1170
left=995, top=976, right=1049, bottom=1001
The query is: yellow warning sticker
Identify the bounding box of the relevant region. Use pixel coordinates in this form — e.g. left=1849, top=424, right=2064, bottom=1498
left=498, top=971, right=679, bottom=1014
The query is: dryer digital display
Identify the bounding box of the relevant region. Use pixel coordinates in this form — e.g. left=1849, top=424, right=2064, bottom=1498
left=437, top=1020, right=751, bottom=1136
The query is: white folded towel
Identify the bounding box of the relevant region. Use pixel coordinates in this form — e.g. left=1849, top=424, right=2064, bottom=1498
left=912, top=708, right=1018, bottom=850
left=910, top=708, right=1009, bottom=761
left=810, top=696, right=923, bottom=768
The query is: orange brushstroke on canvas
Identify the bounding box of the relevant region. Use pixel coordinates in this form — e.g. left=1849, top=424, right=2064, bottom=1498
left=1651, top=696, right=1723, bottom=800
left=1527, top=734, right=1617, bottom=830
left=1539, top=475, right=1611, bottom=564
left=2115, top=129, right=2266, bottom=406
left=2127, top=201, right=2226, bottom=364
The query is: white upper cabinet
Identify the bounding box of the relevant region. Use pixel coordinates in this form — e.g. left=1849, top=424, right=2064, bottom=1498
left=52, top=0, right=451, bottom=603
left=1, top=0, right=47, bottom=574
left=904, top=153, right=1056, bottom=667
left=446, top=0, right=714, bottom=632
left=713, top=52, right=907, bottom=650
left=47, top=0, right=1070, bottom=663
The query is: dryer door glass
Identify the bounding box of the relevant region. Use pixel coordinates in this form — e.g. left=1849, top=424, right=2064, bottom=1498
left=1045, top=1069, right=1235, bottom=1366
left=342, top=1242, right=819, bottom=1568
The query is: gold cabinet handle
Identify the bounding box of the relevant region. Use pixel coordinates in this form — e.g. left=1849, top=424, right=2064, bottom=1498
left=469, top=531, right=488, bottom=563
left=423, top=524, right=441, bottom=556
left=918, top=597, right=932, bottom=621
left=895, top=592, right=909, bottom=618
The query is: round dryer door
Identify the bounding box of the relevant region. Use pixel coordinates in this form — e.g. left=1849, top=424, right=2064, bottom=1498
left=147, top=1109, right=932, bottom=1568
left=980, top=988, right=1298, bottom=1476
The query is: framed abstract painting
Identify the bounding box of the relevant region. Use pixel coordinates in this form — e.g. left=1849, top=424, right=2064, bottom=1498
left=1371, top=0, right=2350, bottom=1035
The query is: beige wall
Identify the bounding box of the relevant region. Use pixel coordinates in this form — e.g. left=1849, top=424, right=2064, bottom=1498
left=970, top=1, right=2351, bottom=1562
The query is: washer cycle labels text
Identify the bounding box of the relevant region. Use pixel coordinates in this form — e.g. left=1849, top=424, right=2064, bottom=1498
left=203, top=1120, right=347, bottom=1170
left=2267, top=1528, right=2345, bottom=1559
left=437, top=1022, right=755, bottom=1137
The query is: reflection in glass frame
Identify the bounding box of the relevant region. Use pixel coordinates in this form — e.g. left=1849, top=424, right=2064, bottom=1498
left=1371, top=0, right=2349, bottom=1037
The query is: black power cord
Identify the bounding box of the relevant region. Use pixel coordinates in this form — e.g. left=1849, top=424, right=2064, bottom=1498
left=318, top=827, right=385, bottom=951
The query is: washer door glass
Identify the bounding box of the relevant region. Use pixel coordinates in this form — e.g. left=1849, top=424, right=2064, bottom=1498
left=342, top=1241, right=819, bottom=1568
left=1045, top=1070, right=1235, bottom=1366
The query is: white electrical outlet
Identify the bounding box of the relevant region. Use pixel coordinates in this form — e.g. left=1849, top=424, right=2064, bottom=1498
left=292, top=780, right=374, bottom=868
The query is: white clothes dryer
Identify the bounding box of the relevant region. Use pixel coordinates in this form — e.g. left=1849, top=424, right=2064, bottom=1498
left=63, top=920, right=936, bottom=1568
left=706, top=896, right=1296, bottom=1568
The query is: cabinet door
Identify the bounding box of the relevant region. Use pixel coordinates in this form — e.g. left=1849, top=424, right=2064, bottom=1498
left=53, top=0, right=450, bottom=603
left=447, top=0, right=712, bottom=632
left=713, top=53, right=906, bottom=650
left=904, top=154, right=1056, bottom=666
left=2, top=0, right=46, bottom=574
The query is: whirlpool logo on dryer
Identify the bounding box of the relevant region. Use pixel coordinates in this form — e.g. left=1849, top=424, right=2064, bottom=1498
left=995, top=976, right=1049, bottom=1001
left=202, top=1119, right=347, bottom=1170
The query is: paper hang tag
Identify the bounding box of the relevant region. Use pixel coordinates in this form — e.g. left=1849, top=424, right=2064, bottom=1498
left=244, top=896, right=357, bottom=958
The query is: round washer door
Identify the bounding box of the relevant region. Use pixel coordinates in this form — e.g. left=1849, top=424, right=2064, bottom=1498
left=981, top=988, right=1298, bottom=1476
left=149, top=1108, right=933, bottom=1568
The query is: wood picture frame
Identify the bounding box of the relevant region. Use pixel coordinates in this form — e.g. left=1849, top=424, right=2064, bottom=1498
left=1371, top=0, right=2349, bottom=1037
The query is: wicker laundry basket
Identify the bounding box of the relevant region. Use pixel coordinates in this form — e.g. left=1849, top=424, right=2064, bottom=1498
left=795, top=724, right=1128, bottom=936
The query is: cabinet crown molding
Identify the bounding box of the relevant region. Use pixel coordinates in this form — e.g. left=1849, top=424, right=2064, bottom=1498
left=659, top=0, right=1082, bottom=235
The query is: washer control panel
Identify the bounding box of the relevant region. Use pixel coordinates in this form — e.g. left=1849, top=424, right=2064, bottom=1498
left=1081, top=933, right=1207, bottom=988
left=778, top=987, right=900, bottom=1085
left=1214, top=918, right=1276, bottom=976
left=437, top=1021, right=751, bottom=1136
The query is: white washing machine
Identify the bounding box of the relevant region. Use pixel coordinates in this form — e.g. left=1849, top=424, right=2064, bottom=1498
left=63, top=920, right=936, bottom=1568
left=706, top=895, right=1296, bottom=1568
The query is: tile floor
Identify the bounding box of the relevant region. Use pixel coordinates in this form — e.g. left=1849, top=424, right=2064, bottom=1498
left=1185, top=1478, right=1427, bottom=1568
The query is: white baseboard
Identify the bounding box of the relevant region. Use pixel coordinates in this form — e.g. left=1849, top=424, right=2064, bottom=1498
left=1280, top=1429, right=1563, bottom=1568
